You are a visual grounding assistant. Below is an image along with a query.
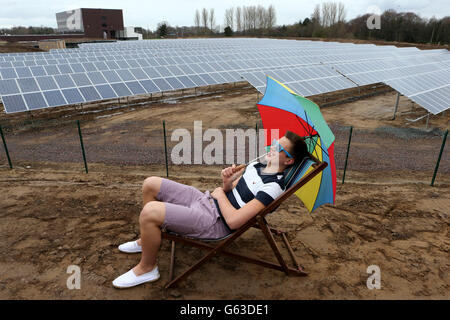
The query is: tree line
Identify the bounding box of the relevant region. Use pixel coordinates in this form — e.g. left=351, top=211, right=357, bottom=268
left=152, top=2, right=448, bottom=45
left=0, top=26, right=60, bottom=35
left=347, top=10, right=449, bottom=44
left=1, top=2, right=448, bottom=45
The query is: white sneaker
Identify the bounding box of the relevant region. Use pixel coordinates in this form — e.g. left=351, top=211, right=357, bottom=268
left=118, top=240, right=142, bottom=253
left=112, top=266, right=160, bottom=289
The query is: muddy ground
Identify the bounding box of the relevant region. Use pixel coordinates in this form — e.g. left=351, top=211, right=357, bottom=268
left=0, top=87, right=449, bottom=300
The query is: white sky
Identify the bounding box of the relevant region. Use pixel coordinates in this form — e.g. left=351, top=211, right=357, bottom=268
left=0, top=0, right=448, bottom=30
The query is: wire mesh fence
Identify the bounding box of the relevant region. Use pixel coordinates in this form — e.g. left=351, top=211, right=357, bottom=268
left=332, top=125, right=449, bottom=173
left=0, top=117, right=448, bottom=184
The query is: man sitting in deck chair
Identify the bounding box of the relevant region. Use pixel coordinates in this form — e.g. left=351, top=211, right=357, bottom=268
left=112, top=131, right=309, bottom=288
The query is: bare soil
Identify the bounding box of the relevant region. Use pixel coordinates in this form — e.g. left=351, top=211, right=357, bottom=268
left=0, top=85, right=449, bottom=300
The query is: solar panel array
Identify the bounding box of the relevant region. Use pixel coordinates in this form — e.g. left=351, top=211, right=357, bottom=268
left=0, top=38, right=449, bottom=115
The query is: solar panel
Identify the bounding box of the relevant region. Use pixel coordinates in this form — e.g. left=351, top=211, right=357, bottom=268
left=125, top=81, right=146, bottom=95
left=139, top=79, right=159, bottom=93
left=408, top=86, right=450, bottom=114
left=62, top=88, right=84, bottom=104
left=0, top=68, right=17, bottom=79
left=129, top=68, right=148, bottom=80
left=199, top=73, right=217, bottom=85
left=36, top=76, right=59, bottom=90
left=153, top=78, right=172, bottom=91
left=44, top=65, right=60, bottom=75
left=1, top=38, right=449, bottom=114
left=54, top=74, right=76, bottom=88
left=24, top=92, right=48, bottom=109
left=15, top=67, right=33, bottom=78
left=86, top=71, right=108, bottom=85
left=189, top=74, right=207, bottom=87
left=2, top=94, right=27, bottom=112
left=17, top=77, right=40, bottom=93
left=71, top=73, right=92, bottom=86
left=43, top=90, right=67, bottom=107
left=110, top=82, right=132, bottom=97
left=0, top=79, right=20, bottom=95
left=102, top=70, right=122, bottom=83
left=79, top=86, right=102, bottom=102
left=116, top=69, right=136, bottom=82
left=95, top=84, right=118, bottom=99
left=155, top=66, right=172, bottom=77
left=178, top=75, right=196, bottom=88
left=384, top=68, right=450, bottom=114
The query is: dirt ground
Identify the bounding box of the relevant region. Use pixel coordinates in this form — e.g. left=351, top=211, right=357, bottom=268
left=0, top=86, right=449, bottom=300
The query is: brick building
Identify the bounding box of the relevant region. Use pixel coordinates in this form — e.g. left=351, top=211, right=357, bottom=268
left=56, top=8, right=124, bottom=39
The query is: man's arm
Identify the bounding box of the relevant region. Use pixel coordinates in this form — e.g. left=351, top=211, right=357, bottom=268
left=211, top=187, right=265, bottom=230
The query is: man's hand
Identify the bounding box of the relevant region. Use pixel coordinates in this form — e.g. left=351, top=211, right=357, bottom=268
left=211, top=187, right=225, bottom=200
left=221, top=164, right=244, bottom=186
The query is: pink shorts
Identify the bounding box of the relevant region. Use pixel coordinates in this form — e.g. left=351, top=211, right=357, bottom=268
left=157, top=178, right=231, bottom=239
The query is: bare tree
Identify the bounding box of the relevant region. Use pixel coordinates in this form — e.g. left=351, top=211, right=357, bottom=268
left=224, top=5, right=276, bottom=34
left=225, top=7, right=234, bottom=30
left=266, top=5, right=276, bottom=29
left=194, top=10, right=201, bottom=34
left=209, top=8, right=216, bottom=33
left=201, top=8, right=209, bottom=33
left=248, top=6, right=257, bottom=31
left=242, top=6, right=249, bottom=33
left=337, top=2, right=346, bottom=23
left=257, top=5, right=266, bottom=29
left=312, top=4, right=321, bottom=27
left=235, top=7, right=242, bottom=32
left=321, top=2, right=331, bottom=27
left=329, top=2, right=337, bottom=26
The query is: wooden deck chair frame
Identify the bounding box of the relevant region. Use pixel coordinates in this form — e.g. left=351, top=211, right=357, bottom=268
left=161, top=156, right=328, bottom=289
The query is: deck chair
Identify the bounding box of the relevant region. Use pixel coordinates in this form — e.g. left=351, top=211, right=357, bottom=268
left=161, top=156, right=328, bottom=288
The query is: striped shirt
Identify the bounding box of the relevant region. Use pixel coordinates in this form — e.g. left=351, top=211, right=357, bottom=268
left=226, top=161, right=286, bottom=209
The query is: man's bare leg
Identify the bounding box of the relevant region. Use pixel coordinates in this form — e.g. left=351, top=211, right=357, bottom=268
left=133, top=201, right=165, bottom=275
left=142, top=176, right=163, bottom=206
left=136, top=176, right=163, bottom=246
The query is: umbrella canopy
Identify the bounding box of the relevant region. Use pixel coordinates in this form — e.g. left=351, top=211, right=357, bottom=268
left=257, top=76, right=336, bottom=212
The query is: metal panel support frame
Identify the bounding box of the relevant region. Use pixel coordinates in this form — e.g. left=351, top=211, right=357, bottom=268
left=406, top=113, right=431, bottom=128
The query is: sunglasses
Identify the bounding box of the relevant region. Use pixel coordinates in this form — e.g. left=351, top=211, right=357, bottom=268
left=271, top=139, right=293, bottom=158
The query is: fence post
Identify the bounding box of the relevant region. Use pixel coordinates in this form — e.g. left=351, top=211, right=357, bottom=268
left=255, top=122, right=258, bottom=158
left=163, top=120, right=169, bottom=178
left=392, top=92, right=400, bottom=120
left=76, top=120, right=88, bottom=174
left=342, top=126, right=353, bottom=184
left=0, top=125, right=13, bottom=169
left=431, top=129, right=448, bottom=186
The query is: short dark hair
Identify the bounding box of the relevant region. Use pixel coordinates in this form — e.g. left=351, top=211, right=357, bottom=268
left=284, top=130, right=310, bottom=165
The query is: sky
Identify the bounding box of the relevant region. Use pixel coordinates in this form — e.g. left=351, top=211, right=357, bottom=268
left=0, top=0, right=449, bottom=31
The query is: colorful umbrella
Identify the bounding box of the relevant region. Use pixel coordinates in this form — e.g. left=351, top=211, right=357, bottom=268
left=257, top=76, right=336, bottom=212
